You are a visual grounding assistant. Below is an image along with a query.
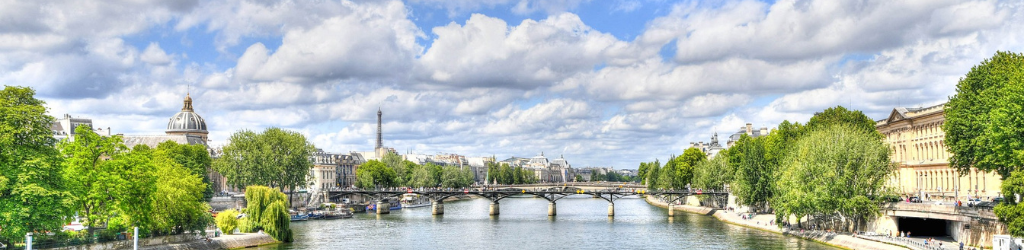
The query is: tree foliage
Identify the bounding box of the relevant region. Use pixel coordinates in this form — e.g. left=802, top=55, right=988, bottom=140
left=945, top=51, right=1024, bottom=179
left=156, top=141, right=213, bottom=200
left=241, top=186, right=292, bottom=242
left=996, top=170, right=1024, bottom=237
left=729, top=134, right=774, bottom=211
left=805, top=106, right=881, bottom=140
left=148, top=147, right=211, bottom=235
left=693, top=149, right=733, bottom=191
left=355, top=160, right=397, bottom=189
left=0, top=86, right=74, bottom=244
left=484, top=162, right=537, bottom=185
left=216, top=209, right=239, bottom=235
left=214, top=128, right=315, bottom=196
left=773, top=125, right=895, bottom=232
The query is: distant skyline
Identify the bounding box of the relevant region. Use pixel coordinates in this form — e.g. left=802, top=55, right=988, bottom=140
left=3, top=0, right=1022, bottom=168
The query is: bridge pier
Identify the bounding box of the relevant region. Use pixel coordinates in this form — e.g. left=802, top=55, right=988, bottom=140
left=608, top=202, right=615, bottom=217
left=548, top=202, right=557, bottom=216
left=667, top=203, right=674, bottom=217
left=431, top=201, right=444, bottom=215
left=376, top=200, right=390, bottom=215
left=489, top=201, right=500, bottom=216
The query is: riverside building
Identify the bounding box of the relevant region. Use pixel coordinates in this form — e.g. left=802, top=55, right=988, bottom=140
left=875, top=103, right=1002, bottom=201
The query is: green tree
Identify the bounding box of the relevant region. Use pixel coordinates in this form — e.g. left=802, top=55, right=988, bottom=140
left=407, top=163, right=435, bottom=188
left=945, top=51, right=1024, bottom=179
left=646, top=160, right=660, bottom=189
left=381, top=152, right=406, bottom=185
left=773, top=125, right=895, bottom=232
left=729, top=135, right=774, bottom=212
left=693, top=150, right=733, bottom=191
left=637, top=162, right=649, bottom=185
left=216, top=209, right=240, bottom=235
left=214, top=128, right=315, bottom=201
left=61, top=125, right=152, bottom=237
left=156, top=141, right=214, bottom=200
left=0, top=86, right=74, bottom=245
left=241, top=186, right=291, bottom=242
left=148, top=147, right=211, bottom=235
left=355, top=160, right=397, bottom=189
left=995, top=170, right=1024, bottom=237
left=677, top=148, right=707, bottom=188
left=805, top=106, right=881, bottom=139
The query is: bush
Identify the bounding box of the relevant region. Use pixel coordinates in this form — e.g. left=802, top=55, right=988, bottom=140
left=216, top=209, right=239, bottom=234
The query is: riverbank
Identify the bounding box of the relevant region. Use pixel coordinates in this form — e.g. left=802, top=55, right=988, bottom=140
left=140, top=232, right=278, bottom=250
left=644, top=197, right=906, bottom=250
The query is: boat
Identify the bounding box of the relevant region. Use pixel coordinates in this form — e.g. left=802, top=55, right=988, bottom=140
left=290, top=214, right=309, bottom=221
left=400, top=194, right=431, bottom=209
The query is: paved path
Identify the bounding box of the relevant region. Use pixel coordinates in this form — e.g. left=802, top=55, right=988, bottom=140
left=645, top=197, right=908, bottom=250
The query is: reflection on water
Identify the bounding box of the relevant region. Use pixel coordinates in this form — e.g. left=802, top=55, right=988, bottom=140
left=255, top=197, right=837, bottom=250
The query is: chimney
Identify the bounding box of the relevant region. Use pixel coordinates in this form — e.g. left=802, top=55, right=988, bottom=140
left=746, top=123, right=753, bottom=135
left=760, top=127, right=768, bottom=135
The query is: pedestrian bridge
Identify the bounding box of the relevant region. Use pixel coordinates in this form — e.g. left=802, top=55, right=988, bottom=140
left=327, top=187, right=727, bottom=217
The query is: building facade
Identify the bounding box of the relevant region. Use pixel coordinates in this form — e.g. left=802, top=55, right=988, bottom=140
left=876, top=103, right=1002, bottom=201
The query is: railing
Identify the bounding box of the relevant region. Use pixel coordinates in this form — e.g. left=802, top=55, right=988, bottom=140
left=856, top=234, right=962, bottom=250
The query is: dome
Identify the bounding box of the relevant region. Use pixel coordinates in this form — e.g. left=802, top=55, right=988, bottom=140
left=166, top=94, right=208, bottom=133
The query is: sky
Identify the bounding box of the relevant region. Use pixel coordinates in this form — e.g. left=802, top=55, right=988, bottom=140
left=3, top=0, right=1023, bottom=168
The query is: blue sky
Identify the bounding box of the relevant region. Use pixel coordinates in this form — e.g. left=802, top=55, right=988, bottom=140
left=2, top=0, right=1022, bottom=168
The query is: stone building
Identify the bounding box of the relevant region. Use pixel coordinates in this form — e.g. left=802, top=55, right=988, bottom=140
left=876, top=103, right=1002, bottom=201
left=725, top=123, right=769, bottom=147
left=51, top=114, right=112, bottom=141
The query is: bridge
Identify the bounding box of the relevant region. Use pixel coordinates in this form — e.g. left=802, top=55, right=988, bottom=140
left=327, top=186, right=727, bottom=217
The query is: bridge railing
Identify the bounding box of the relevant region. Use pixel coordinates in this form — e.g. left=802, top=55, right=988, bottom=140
left=886, top=202, right=998, bottom=220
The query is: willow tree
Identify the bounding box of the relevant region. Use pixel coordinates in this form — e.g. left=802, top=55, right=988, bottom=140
left=773, top=125, right=895, bottom=232
left=242, top=186, right=292, bottom=242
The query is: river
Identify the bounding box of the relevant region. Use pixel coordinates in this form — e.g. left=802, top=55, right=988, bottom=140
left=256, top=196, right=838, bottom=249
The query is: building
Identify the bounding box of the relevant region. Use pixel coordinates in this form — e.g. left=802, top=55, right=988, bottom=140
left=51, top=114, right=111, bottom=141
left=690, top=132, right=726, bottom=158
left=498, top=152, right=575, bottom=183
left=875, top=103, right=1002, bottom=200
left=726, top=123, right=769, bottom=147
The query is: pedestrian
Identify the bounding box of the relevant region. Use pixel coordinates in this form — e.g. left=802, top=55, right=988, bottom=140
left=960, top=241, right=964, bottom=250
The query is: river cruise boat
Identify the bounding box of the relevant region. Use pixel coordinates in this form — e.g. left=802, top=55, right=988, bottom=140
left=400, top=194, right=431, bottom=208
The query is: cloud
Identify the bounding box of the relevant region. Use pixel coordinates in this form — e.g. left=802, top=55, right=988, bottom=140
left=8, top=0, right=1024, bottom=169
left=417, top=13, right=626, bottom=89
left=231, top=1, right=423, bottom=83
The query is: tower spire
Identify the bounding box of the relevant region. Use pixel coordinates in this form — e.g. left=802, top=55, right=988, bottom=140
left=376, top=106, right=383, bottom=149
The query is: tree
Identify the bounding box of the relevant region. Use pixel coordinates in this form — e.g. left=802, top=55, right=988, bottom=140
left=60, top=125, right=138, bottom=237
left=729, top=135, right=774, bottom=212
left=214, top=128, right=315, bottom=201
left=407, top=164, right=434, bottom=188
left=241, top=186, right=291, bottom=242
left=355, top=160, right=397, bottom=189
left=148, top=147, right=211, bottom=235
left=805, top=106, right=881, bottom=139
left=156, top=141, right=214, bottom=200
left=216, top=209, right=240, bottom=235
left=0, top=86, right=74, bottom=245
left=381, top=152, right=406, bottom=185
left=645, top=159, right=661, bottom=189
left=693, top=150, right=733, bottom=191
left=995, top=170, right=1024, bottom=237
left=773, top=125, right=895, bottom=232
left=945, top=51, right=1024, bottom=179
left=637, top=162, right=649, bottom=185
left=677, top=148, right=707, bottom=188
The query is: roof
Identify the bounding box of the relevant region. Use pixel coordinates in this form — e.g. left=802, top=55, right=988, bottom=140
left=122, top=134, right=208, bottom=149
left=876, top=102, right=946, bottom=127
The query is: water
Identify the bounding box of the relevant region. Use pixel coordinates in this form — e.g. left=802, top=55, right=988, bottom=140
left=258, top=197, right=838, bottom=250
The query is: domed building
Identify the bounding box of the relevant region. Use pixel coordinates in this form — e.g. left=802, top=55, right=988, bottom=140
left=165, top=93, right=209, bottom=142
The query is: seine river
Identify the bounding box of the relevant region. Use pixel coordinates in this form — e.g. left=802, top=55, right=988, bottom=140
left=257, top=197, right=838, bottom=250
